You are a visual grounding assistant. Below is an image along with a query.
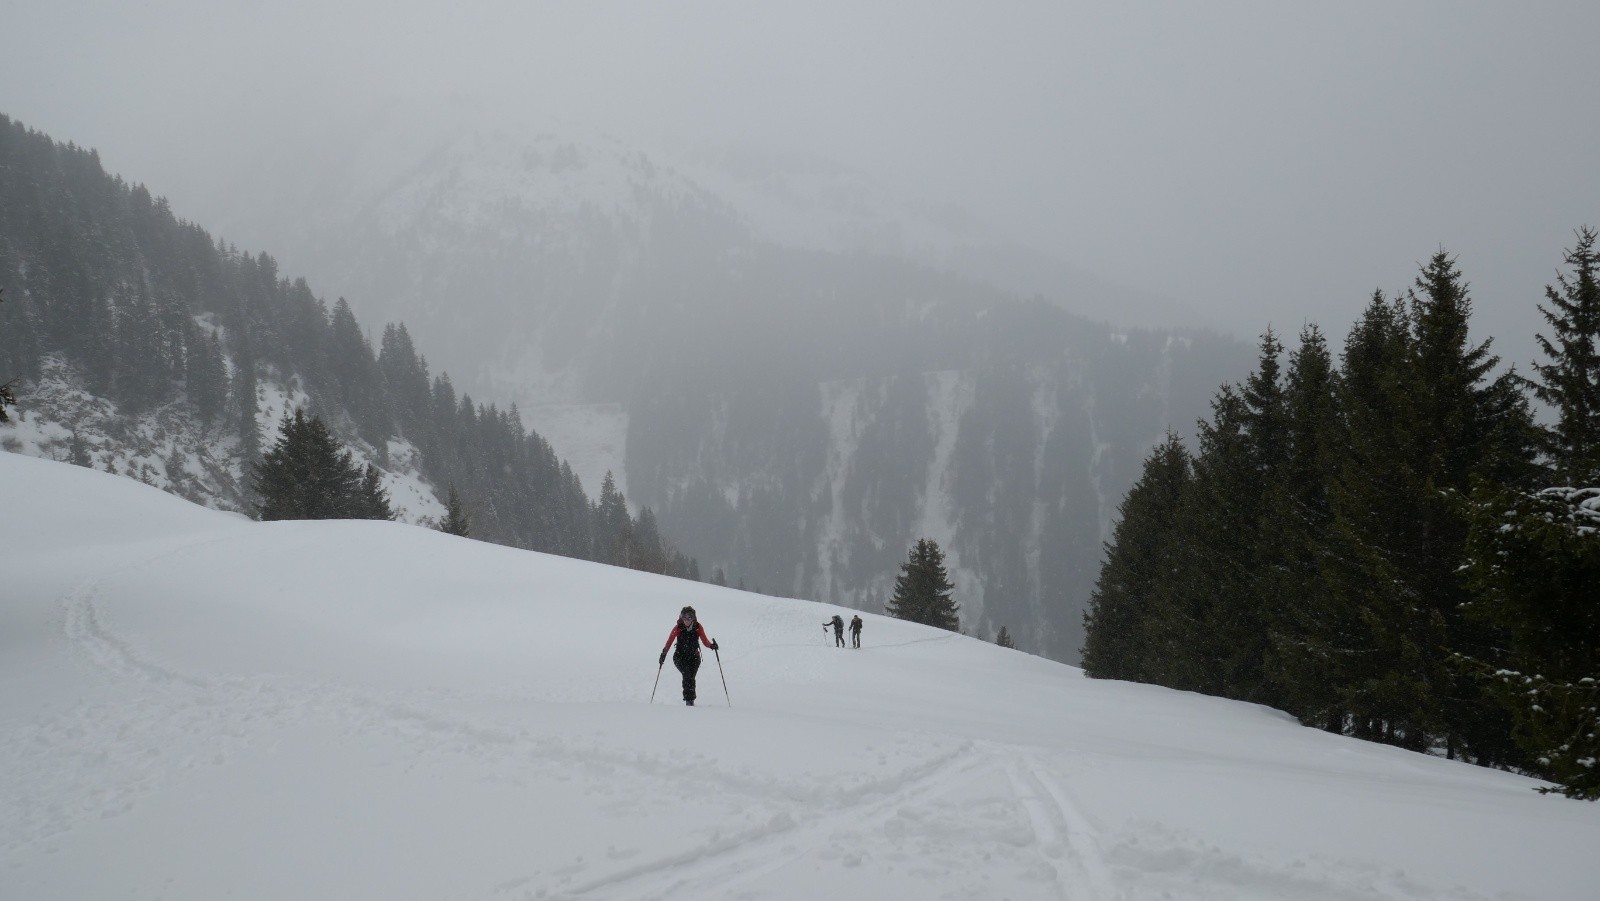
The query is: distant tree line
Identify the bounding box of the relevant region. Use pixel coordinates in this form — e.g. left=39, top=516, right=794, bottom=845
left=0, top=289, right=16, bottom=423
left=0, top=114, right=699, bottom=578
left=1082, top=234, right=1600, bottom=799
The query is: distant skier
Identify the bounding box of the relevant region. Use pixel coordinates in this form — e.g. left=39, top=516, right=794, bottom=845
left=660, top=606, right=718, bottom=706
left=849, top=614, right=863, bottom=649
left=826, top=614, right=846, bottom=648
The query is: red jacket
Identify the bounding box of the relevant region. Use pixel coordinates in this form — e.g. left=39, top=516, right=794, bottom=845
left=663, top=620, right=715, bottom=655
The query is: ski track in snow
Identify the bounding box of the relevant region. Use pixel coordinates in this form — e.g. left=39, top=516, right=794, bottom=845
left=5, top=498, right=1579, bottom=901
left=5, top=536, right=256, bottom=856
left=1007, top=752, right=1115, bottom=900
left=556, top=742, right=1134, bottom=901
left=554, top=744, right=988, bottom=901
left=24, top=535, right=1090, bottom=899
left=25, top=534, right=1130, bottom=901
left=34, top=537, right=812, bottom=825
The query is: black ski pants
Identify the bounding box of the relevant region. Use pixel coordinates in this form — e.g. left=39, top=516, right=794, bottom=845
left=850, top=628, right=861, bottom=648
left=833, top=627, right=845, bottom=648
left=674, top=649, right=702, bottom=704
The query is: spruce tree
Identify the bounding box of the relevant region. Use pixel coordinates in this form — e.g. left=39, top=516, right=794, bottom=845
left=348, top=463, right=394, bottom=521
left=0, top=289, right=17, bottom=423
left=1309, top=292, right=1414, bottom=741
left=676, top=553, right=701, bottom=582
left=995, top=625, right=1016, bottom=649
left=233, top=335, right=261, bottom=465
left=379, top=322, right=436, bottom=453
left=1082, top=432, right=1192, bottom=681
left=253, top=409, right=388, bottom=521
left=1408, top=252, right=1536, bottom=762
left=1146, top=383, right=1258, bottom=696
left=1261, top=325, right=1343, bottom=727
left=596, top=471, right=631, bottom=565
left=185, top=331, right=228, bottom=426
left=1214, top=329, right=1289, bottom=701
left=67, top=431, right=93, bottom=467
left=1527, top=227, right=1600, bottom=484
left=886, top=538, right=960, bottom=631
left=1316, top=258, right=1535, bottom=757
left=327, top=297, right=390, bottom=447
left=439, top=484, right=470, bottom=537
left=1462, top=482, right=1600, bottom=796
left=628, top=507, right=669, bottom=574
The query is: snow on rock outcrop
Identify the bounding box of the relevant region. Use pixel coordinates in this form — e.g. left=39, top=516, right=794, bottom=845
left=2, top=355, right=445, bottom=526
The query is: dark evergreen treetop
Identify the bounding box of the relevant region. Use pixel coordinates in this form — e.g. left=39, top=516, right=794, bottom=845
left=886, top=538, right=960, bottom=631
left=596, top=471, right=630, bottom=564
left=253, top=410, right=392, bottom=521
left=1240, top=327, right=1287, bottom=479
left=1407, top=251, right=1537, bottom=491
left=67, top=431, right=93, bottom=467
left=439, top=484, right=470, bottom=537
left=350, top=463, right=395, bottom=521
left=1081, top=432, right=1191, bottom=681
left=0, top=289, right=15, bottom=423
left=1280, top=324, right=1337, bottom=497
left=1528, top=227, right=1600, bottom=484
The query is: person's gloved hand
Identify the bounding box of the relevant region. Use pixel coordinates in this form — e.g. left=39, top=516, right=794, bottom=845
left=658, top=649, right=667, bottom=666
left=711, top=640, right=719, bottom=651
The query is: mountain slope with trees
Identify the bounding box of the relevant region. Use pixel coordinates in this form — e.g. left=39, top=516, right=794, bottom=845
left=0, top=114, right=693, bottom=577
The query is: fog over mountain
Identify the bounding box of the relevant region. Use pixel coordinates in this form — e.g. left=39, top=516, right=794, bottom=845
left=8, top=2, right=1596, bottom=358
left=162, top=115, right=1248, bottom=657
left=5, top=2, right=1596, bottom=658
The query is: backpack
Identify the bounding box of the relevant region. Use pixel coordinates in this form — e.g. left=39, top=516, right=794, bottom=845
left=674, top=620, right=701, bottom=653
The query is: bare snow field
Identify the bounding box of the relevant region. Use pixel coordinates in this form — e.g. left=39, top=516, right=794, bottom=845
left=3, top=450, right=1597, bottom=900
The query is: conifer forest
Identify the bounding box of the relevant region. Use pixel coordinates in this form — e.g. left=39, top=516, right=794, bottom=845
left=1082, top=236, right=1600, bottom=798
left=0, top=115, right=697, bottom=578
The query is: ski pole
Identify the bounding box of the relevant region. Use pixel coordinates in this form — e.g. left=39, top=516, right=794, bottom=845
left=649, top=658, right=664, bottom=704
left=714, top=646, right=731, bottom=707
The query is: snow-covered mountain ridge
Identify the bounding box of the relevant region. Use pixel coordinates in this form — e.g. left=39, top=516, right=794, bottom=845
left=4, top=449, right=1596, bottom=900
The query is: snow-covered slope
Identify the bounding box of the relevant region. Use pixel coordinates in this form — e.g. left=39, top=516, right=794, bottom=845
left=5, top=450, right=1596, bottom=899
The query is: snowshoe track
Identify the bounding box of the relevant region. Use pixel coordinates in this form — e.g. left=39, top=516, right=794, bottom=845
left=557, top=741, right=987, bottom=900
left=1007, top=751, right=1116, bottom=900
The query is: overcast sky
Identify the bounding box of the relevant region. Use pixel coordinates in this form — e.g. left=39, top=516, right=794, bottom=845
left=6, top=1, right=1597, bottom=362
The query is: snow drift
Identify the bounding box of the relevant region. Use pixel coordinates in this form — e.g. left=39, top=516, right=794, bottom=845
left=2, top=450, right=1596, bottom=900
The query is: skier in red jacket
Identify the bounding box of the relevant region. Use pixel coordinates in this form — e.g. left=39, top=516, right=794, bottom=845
left=659, top=606, right=718, bottom=706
